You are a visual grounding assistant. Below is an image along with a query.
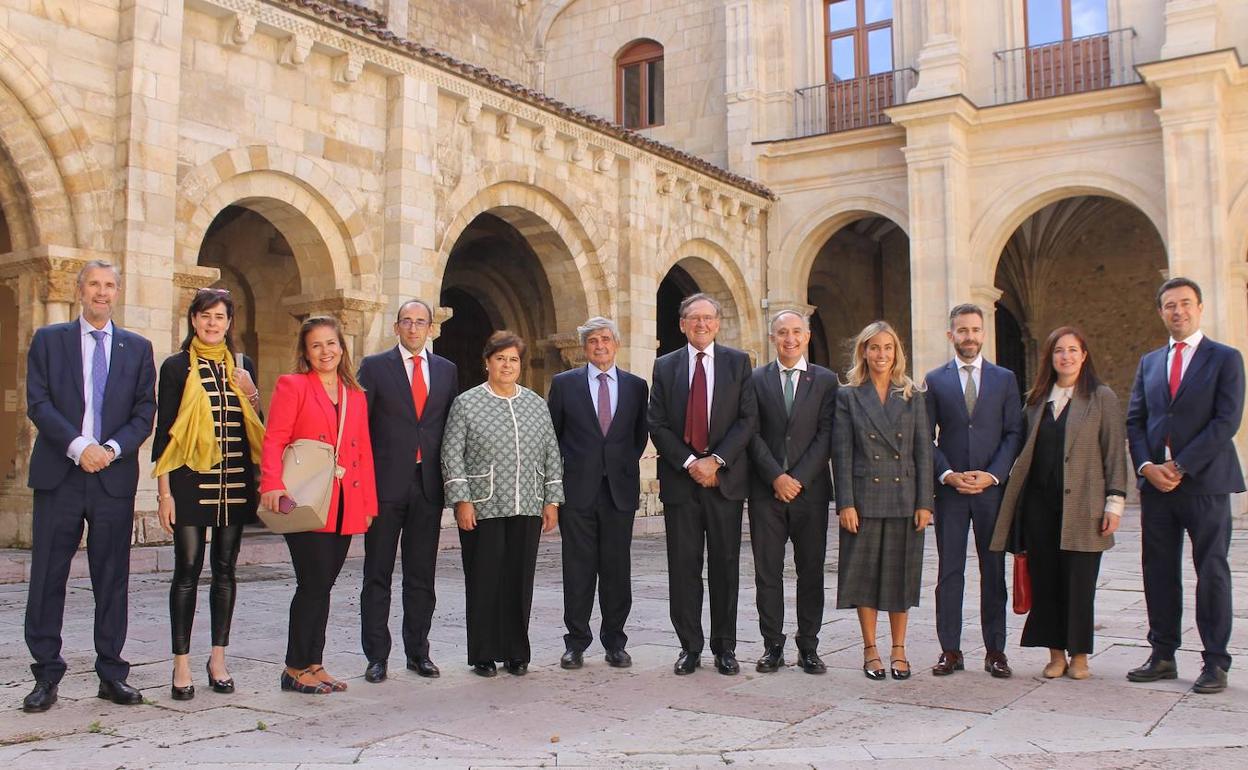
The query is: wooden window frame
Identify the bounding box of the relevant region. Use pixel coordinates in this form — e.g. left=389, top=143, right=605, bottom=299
left=616, top=40, right=664, bottom=130
left=1022, top=0, right=1111, bottom=99
left=823, top=0, right=893, bottom=84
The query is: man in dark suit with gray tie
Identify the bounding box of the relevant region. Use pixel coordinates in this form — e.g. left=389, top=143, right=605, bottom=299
left=23, top=260, right=157, bottom=713
left=357, top=299, right=458, bottom=683
left=548, top=317, right=648, bottom=670
left=747, top=310, right=837, bottom=674
left=1127, top=277, right=1244, bottom=694
left=924, top=304, right=1024, bottom=679
left=649, top=293, right=757, bottom=676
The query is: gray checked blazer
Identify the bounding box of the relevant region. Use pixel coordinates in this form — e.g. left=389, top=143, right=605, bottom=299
left=991, top=384, right=1127, bottom=554
left=831, top=383, right=934, bottom=518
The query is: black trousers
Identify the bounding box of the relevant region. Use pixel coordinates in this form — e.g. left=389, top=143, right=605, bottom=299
left=934, top=500, right=1008, bottom=653
left=1141, top=490, right=1233, bottom=671
left=361, top=468, right=442, bottom=662
left=748, top=494, right=828, bottom=652
left=560, top=478, right=635, bottom=653
left=283, top=531, right=352, bottom=668
left=25, top=471, right=134, bottom=683
left=664, top=487, right=743, bottom=656
left=459, top=515, right=541, bottom=665
left=1020, top=493, right=1101, bottom=654
left=170, top=523, right=244, bottom=654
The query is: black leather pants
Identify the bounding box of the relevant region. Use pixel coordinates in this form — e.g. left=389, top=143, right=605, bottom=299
left=170, top=523, right=244, bottom=655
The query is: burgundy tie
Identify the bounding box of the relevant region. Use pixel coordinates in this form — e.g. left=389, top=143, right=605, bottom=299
left=597, top=372, right=612, bottom=436
left=1169, top=341, right=1186, bottom=400
left=684, top=352, right=709, bottom=454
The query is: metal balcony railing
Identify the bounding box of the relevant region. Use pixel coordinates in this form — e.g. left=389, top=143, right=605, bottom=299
left=993, top=28, right=1138, bottom=106
left=792, top=67, right=917, bottom=139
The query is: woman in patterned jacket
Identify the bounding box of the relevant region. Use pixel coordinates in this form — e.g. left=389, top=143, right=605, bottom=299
left=442, top=330, right=564, bottom=677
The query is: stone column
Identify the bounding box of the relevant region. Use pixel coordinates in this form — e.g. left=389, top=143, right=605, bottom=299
left=1160, top=0, right=1225, bottom=60
left=970, top=284, right=1003, bottom=362
left=888, top=96, right=977, bottom=377
left=908, top=0, right=968, bottom=101
left=724, top=0, right=760, bottom=174
left=283, top=290, right=387, bottom=363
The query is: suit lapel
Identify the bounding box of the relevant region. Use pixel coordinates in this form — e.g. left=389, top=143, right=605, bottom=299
left=1174, top=340, right=1214, bottom=403
left=710, top=349, right=730, bottom=426
left=100, top=327, right=128, bottom=410
left=63, top=323, right=85, bottom=412
left=787, top=366, right=815, bottom=426
left=671, top=349, right=690, bottom=424
left=307, top=371, right=339, bottom=440
left=386, top=347, right=418, bottom=422
left=1062, top=391, right=1093, bottom=458
left=605, top=368, right=631, bottom=439
left=579, top=366, right=603, bottom=433
left=762, top=361, right=785, bottom=418
left=855, top=383, right=901, bottom=452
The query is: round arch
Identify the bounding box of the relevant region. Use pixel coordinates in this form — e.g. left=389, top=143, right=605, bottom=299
left=970, top=170, right=1168, bottom=282
left=176, top=146, right=378, bottom=295
left=656, top=234, right=760, bottom=356
left=777, top=194, right=910, bottom=303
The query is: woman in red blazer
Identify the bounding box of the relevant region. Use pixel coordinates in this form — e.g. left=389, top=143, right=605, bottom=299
left=260, top=316, right=377, bottom=694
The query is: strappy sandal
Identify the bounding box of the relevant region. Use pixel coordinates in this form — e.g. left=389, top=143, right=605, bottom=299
left=890, top=644, right=911, bottom=680
left=863, top=644, right=885, bottom=681
left=280, top=666, right=331, bottom=694
left=308, top=665, right=348, bottom=692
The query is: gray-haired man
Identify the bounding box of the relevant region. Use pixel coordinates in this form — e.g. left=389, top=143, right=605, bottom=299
left=548, top=317, right=649, bottom=669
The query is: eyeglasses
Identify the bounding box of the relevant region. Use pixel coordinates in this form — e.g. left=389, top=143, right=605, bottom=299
left=397, top=319, right=431, bottom=330
left=683, top=314, right=718, bottom=324
left=196, top=287, right=231, bottom=297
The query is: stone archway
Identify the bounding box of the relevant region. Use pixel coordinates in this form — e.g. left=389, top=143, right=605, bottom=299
left=993, top=195, right=1168, bottom=398
left=656, top=236, right=758, bottom=361
left=656, top=263, right=699, bottom=356
left=804, top=215, right=912, bottom=376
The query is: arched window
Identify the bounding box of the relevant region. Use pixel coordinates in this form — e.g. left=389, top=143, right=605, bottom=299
left=616, top=39, right=664, bottom=129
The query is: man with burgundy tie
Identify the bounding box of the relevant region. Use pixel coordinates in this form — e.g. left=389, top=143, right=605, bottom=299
left=547, top=317, right=649, bottom=670
left=23, top=260, right=157, bottom=712
left=1127, top=277, right=1244, bottom=694
left=648, top=293, right=758, bottom=675
left=357, top=299, right=458, bottom=683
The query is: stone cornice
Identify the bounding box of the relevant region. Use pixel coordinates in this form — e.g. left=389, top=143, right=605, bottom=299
left=1137, top=48, right=1247, bottom=89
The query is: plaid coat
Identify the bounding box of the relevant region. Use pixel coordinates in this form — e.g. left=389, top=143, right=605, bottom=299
left=831, top=384, right=934, bottom=518
left=990, top=384, right=1127, bottom=553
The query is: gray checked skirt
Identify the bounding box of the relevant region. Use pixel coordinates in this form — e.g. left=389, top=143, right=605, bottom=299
left=836, top=516, right=925, bottom=612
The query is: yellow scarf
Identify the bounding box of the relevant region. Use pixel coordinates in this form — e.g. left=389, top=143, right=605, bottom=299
left=153, top=338, right=266, bottom=476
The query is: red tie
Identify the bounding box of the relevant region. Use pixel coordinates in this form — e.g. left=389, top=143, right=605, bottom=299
left=684, top=352, right=709, bottom=455
left=411, top=354, right=427, bottom=461
left=1169, top=341, right=1186, bottom=400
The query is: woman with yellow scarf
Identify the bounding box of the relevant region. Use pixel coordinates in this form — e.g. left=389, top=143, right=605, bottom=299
left=152, top=288, right=265, bottom=701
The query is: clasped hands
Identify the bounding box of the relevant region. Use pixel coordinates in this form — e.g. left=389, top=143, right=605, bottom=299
left=79, top=443, right=114, bottom=473
left=944, top=470, right=994, bottom=495
left=1141, top=460, right=1183, bottom=494
left=687, top=456, right=721, bottom=488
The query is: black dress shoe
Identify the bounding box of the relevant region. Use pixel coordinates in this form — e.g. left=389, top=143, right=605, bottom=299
left=1193, top=664, right=1228, bottom=694
left=605, top=649, right=632, bottom=668
left=714, top=652, right=740, bottom=675
left=984, top=650, right=1013, bottom=679
left=1126, top=655, right=1178, bottom=682
left=932, top=650, right=964, bottom=676
left=406, top=657, right=440, bottom=678
left=798, top=649, right=827, bottom=675
left=364, top=660, right=387, bottom=683
left=560, top=649, right=584, bottom=669
left=206, top=661, right=234, bottom=694
left=504, top=659, right=528, bottom=676
left=98, top=679, right=143, bottom=705
left=22, top=681, right=58, bottom=713
left=673, top=650, right=700, bottom=675
left=756, top=644, right=784, bottom=673
left=472, top=661, right=497, bottom=678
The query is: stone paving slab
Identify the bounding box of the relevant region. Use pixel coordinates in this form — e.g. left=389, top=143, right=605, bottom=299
left=0, top=512, right=1243, bottom=767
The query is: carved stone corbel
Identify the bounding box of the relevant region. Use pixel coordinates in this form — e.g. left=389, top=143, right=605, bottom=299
left=221, top=13, right=256, bottom=48
left=334, top=53, right=364, bottom=83
left=458, top=98, right=481, bottom=126
left=280, top=33, right=313, bottom=67
left=497, top=113, right=517, bottom=139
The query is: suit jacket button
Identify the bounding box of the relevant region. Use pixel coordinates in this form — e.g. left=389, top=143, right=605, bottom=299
left=894, top=477, right=900, bottom=483
left=1064, top=488, right=1071, bottom=494
left=894, top=454, right=900, bottom=460
left=869, top=433, right=876, bottom=439
left=319, top=434, right=327, bottom=440
left=896, top=432, right=902, bottom=438
left=353, top=480, right=360, bottom=488
left=874, top=455, right=880, bottom=460
left=873, top=477, right=880, bottom=483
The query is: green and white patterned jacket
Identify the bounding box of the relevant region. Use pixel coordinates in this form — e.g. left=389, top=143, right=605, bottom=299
left=442, top=383, right=565, bottom=519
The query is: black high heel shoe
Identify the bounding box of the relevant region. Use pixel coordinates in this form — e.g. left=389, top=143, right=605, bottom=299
left=206, top=660, right=235, bottom=694
left=862, top=644, right=885, bottom=681
left=890, top=644, right=911, bottom=680
left=170, top=675, right=195, bottom=701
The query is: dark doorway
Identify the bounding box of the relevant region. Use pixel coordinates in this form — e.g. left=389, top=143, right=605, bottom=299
left=435, top=286, right=494, bottom=394
left=656, top=264, right=699, bottom=356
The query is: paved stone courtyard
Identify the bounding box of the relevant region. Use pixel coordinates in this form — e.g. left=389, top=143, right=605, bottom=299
left=0, top=512, right=1244, bottom=768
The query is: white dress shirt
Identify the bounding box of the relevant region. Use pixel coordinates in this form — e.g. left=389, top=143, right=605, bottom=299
left=587, top=363, right=618, bottom=419
left=777, top=356, right=807, bottom=391
left=67, top=316, right=122, bottom=464
left=399, top=344, right=430, bottom=388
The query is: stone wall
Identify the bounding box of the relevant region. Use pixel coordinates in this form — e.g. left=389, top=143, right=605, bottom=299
left=406, top=0, right=535, bottom=86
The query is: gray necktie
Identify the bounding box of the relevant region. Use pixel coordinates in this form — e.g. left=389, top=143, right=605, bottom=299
left=90, top=330, right=108, bottom=442
left=783, top=369, right=796, bottom=415
left=597, top=372, right=612, bottom=436
left=962, top=364, right=977, bottom=415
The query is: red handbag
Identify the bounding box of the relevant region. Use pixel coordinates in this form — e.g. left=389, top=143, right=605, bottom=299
left=1013, top=553, right=1032, bottom=614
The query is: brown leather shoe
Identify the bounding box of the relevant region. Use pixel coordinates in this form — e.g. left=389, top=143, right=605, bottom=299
left=932, top=650, right=964, bottom=676
left=984, top=651, right=1013, bottom=678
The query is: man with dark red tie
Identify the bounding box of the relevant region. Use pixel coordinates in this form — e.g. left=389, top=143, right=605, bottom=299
left=648, top=293, right=757, bottom=675
left=357, top=299, right=458, bottom=683
left=1126, top=277, right=1244, bottom=694
left=548, top=317, right=648, bottom=670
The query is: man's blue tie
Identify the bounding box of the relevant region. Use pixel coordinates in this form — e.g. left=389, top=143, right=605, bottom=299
left=89, top=330, right=108, bottom=442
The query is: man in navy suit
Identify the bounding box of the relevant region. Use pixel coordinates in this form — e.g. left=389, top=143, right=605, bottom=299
left=357, top=299, right=458, bottom=683
left=649, top=293, right=758, bottom=676
left=548, top=317, right=648, bottom=670
left=924, top=304, right=1024, bottom=678
left=1126, top=277, right=1244, bottom=694
left=23, top=260, right=157, bottom=712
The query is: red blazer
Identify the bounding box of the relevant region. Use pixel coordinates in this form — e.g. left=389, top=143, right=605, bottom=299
left=260, top=371, right=377, bottom=535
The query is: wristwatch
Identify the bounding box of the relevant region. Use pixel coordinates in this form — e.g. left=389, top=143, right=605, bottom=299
left=103, top=445, right=116, bottom=458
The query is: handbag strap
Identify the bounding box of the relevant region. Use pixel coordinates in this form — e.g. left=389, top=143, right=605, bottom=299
left=333, top=382, right=347, bottom=463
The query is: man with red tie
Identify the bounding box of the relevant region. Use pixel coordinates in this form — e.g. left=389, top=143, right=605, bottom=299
left=648, top=294, right=758, bottom=675
left=357, top=299, right=458, bottom=683
left=1126, top=277, right=1244, bottom=694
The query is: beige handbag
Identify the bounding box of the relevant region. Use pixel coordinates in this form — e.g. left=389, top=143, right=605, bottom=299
left=258, top=382, right=348, bottom=534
